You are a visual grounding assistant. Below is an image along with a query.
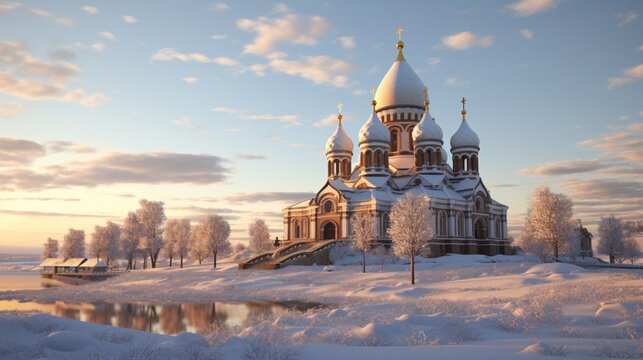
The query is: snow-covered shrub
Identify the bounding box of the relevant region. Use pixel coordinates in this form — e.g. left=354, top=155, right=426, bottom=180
left=522, top=341, right=570, bottom=357
left=407, top=329, right=438, bottom=346
left=593, top=341, right=642, bottom=359
left=328, top=241, right=357, bottom=264
left=496, top=310, right=534, bottom=333
left=243, top=336, right=299, bottom=360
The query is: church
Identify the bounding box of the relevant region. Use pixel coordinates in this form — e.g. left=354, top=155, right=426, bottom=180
left=282, top=32, right=512, bottom=256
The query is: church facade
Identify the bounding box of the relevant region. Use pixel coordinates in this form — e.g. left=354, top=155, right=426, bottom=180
left=282, top=35, right=512, bottom=256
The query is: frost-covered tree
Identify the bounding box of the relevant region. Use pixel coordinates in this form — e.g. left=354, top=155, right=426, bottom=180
left=136, top=199, right=166, bottom=268
left=201, top=214, right=231, bottom=268
left=622, top=237, right=641, bottom=265
left=189, top=223, right=209, bottom=265
left=597, top=216, right=624, bottom=264
left=61, top=228, right=85, bottom=259
left=89, top=222, right=120, bottom=266
left=388, top=193, right=433, bottom=285
left=42, top=238, right=59, bottom=259
left=121, top=211, right=142, bottom=270
left=350, top=212, right=376, bottom=273
left=521, top=187, right=575, bottom=260
left=164, top=219, right=191, bottom=268
left=248, top=219, right=271, bottom=254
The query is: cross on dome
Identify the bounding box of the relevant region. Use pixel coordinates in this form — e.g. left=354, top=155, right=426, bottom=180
left=337, top=102, right=344, bottom=123
left=461, top=97, right=467, bottom=120
left=396, top=26, right=403, bottom=41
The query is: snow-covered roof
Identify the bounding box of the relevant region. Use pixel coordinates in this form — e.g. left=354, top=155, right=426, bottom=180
left=79, top=259, right=107, bottom=268
left=412, top=110, right=443, bottom=144
left=450, top=119, right=480, bottom=149
left=374, top=47, right=425, bottom=110
left=358, top=108, right=389, bottom=144
left=326, top=119, right=353, bottom=154
left=37, top=258, right=106, bottom=268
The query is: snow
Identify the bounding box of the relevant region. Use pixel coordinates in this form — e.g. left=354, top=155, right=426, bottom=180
left=0, top=253, right=641, bottom=359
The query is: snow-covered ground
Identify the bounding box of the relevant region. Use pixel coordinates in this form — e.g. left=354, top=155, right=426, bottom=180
left=0, top=254, right=641, bottom=359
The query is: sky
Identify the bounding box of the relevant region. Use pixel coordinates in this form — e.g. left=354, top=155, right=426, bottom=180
left=0, top=0, right=641, bottom=253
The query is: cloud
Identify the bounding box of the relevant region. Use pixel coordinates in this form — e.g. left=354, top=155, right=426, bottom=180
left=0, top=102, right=26, bottom=117
left=639, top=45, right=643, bottom=52
left=506, top=0, right=559, bottom=17
left=518, top=159, right=607, bottom=176
left=0, top=2, right=20, bottom=12
left=224, top=192, right=315, bottom=203
left=29, top=8, right=73, bottom=27
left=489, top=183, right=520, bottom=188
left=211, top=34, right=227, bottom=40
left=0, top=209, right=116, bottom=219
left=0, top=197, right=80, bottom=202
left=209, top=2, right=230, bottom=12
left=98, top=31, right=115, bottom=41
left=46, top=140, right=96, bottom=154
left=82, top=6, right=98, bottom=14
left=608, top=63, right=643, bottom=89
left=90, top=43, right=105, bottom=51
left=560, top=178, right=642, bottom=208
left=123, top=15, right=138, bottom=24
left=441, top=31, right=495, bottom=50
left=213, top=106, right=301, bottom=125
left=236, top=12, right=329, bottom=55
left=182, top=76, right=198, bottom=84
left=150, top=49, right=257, bottom=74
left=0, top=41, right=108, bottom=107
left=49, top=48, right=75, bottom=61
left=171, top=116, right=204, bottom=135
left=519, top=28, right=534, bottom=40
left=577, top=123, right=643, bottom=162
left=444, top=77, right=469, bottom=86
left=268, top=55, right=351, bottom=86
left=427, top=57, right=440, bottom=66
left=337, top=36, right=356, bottom=49
left=237, top=154, right=267, bottom=160
left=616, top=10, right=638, bottom=26
left=0, top=137, right=46, bottom=165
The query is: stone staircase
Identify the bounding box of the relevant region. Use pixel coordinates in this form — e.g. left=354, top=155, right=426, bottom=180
left=238, top=239, right=344, bottom=270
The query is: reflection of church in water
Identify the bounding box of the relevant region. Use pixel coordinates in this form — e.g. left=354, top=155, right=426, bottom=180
left=283, top=31, right=512, bottom=256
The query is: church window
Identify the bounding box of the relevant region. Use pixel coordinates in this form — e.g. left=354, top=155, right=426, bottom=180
left=375, top=150, right=383, bottom=167
left=294, top=220, right=300, bottom=238
left=436, top=149, right=442, bottom=164
left=415, top=150, right=423, bottom=167
left=462, top=155, right=469, bottom=171
left=333, top=159, right=340, bottom=176
left=495, top=216, right=502, bottom=239
left=365, top=150, right=372, bottom=167
left=427, top=149, right=433, bottom=166
left=343, top=159, right=350, bottom=176
left=386, top=114, right=391, bottom=122
left=438, top=211, right=448, bottom=236
left=323, top=200, right=334, bottom=213
left=382, top=213, right=390, bottom=236
left=390, top=130, right=399, bottom=152
left=472, top=155, right=478, bottom=172
left=475, top=196, right=485, bottom=212
left=327, top=160, right=332, bottom=177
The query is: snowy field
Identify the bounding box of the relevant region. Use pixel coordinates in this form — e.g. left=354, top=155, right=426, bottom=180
left=0, top=254, right=641, bottom=359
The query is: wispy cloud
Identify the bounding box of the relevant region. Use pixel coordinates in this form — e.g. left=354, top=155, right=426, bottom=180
left=224, top=192, right=315, bottom=203
left=427, top=57, right=440, bottom=66
left=337, top=36, right=356, bottom=49
left=209, top=2, right=230, bottom=12
left=0, top=209, right=116, bottom=219
left=82, top=6, right=98, bottom=14
left=29, top=8, right=73, bottom=27
left=123, top=15, right=138, bottom=24
left=577, top=123, right=643, bottom=162
left=506, top=0, right=559, bottom=17
left=182, top=76, right=198, bottom=84
left=519, top=28, right=534, bottom=40
left=171, top=116, right=204, bottom=135
left=0, top=136, right=46, bottom=165
left=213, top=107, right=301, bottom=125
left=0, top=2, right=21, bottom=12
left=211, top=34, right=227, bottom=41
left=98, top=31, right=115, bottom=41
left=0, top=102, right=26, bottom=117
left=46, top=140, right=96, bottom=154
left=441, top=31, right=494, bottom=50
left=518, top=159, right=607, bottom=176
left=608, top=63, right=643, bottom=89
left=268, top=55, right=352, bottom=87
left=616, top=10, right=638, bottom=26
left=444, top=77, right=469, bottom=86
left=237, top=154, right=267, bottom=160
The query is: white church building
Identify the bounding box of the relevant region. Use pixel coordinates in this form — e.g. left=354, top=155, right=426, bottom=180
left=283, top=33, right=511, bottom=256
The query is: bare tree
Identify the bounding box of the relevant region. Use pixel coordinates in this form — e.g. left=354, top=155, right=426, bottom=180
left=89, top=221, right=121, bottom=266
left=388, top=193, right=433, bottom=285
left=248, top=219, right=271, bottom=254
left=137, top=199, right=166, bottom=268
left=189, top=223, right=208, bottom=265
left=521, top=187, right=575, bottom=260
left=42, top=238, right=59, bottom=259
left=121, top=211, right=142, bottom=270
left=61, top=229, right=85, bottom=259
left=597, top=216, right=624, bottom=264
left=350, top=212, right=376, bottom=273
left=165, top=219, right=191, bottom=268
left=202, top=214, right=231, bottom=268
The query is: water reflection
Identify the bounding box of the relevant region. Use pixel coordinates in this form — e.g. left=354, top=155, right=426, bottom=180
left=0, top=300, right=323, bottom=335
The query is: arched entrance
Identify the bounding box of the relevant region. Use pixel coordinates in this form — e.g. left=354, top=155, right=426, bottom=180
left=474, top=218, right=487, bottom=239
left=321, top=222, right=337, bottom=240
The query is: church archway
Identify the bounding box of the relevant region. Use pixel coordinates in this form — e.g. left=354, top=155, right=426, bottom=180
left=474, top=218, right=487, bottom=239
left=321, top=222, right=337, bottom=240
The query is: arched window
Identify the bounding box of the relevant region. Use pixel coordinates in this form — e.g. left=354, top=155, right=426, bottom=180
left=438, top=211, right=448, bottom=236
left=302, top=219, right=308, bottom=238
left=327, top=160, right=332, bottom=177
left=342, top=159, right=350, bottom=176
left=322, top=222, right=336, bottom=240
left=495, top=216, right=502, bottom=239
left=427, top=149, right=433, bottom=166
left=436, top=149, right=442, bottom=165
left=333, top=159, right=340, bottom=176
left=472, top=155, right=478, bottom=172
left=415, top=150, right=423, bottom=167
left=294, top=220, right=300, bottom=238
left=462, top=155, right=469, bottom=171
left=365, top=150, right=372, bottom=167
left=456, top=212, right=465, bottom=237
left=475, top=196, right=485, bottom=212
left=391, top=129, right=399, bottom=152
left=375, top=150, right=382, bottom=167
left=474, top=218, right=487, bottom=239
left=323, top=200, right=334, bottom=213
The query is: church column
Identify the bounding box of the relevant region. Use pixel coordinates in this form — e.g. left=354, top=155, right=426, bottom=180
left=489, top=216, right=496, bottom=239
left=340, top=208, right=349, bottom=240
left=448, top=210, right=455, bottom=238
left=465, top=212, right=473, bottom=238
left=501, top=215, right=507, bottom=240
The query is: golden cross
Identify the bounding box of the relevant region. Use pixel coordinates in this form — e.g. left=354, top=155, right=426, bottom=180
left=423, top=87, right=429, bottom=101
left=396, top=26, right=403, bottom=41
left=461, top=97, right=467, bottom=111
left=337, top=101, right=343, bottom=115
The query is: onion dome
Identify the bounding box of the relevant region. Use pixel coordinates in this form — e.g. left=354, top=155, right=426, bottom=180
left=359, top=100, right=389, bottom=144
left=373, top=34, right=425, bottom=110
left=325, top=114, right=353, bottom=154
left=450, top=97, right=480, bottom=149
left=412, top=94, right=443, bottom=144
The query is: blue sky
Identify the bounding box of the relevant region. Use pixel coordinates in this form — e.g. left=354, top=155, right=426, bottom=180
left=0, top=0, right=641, bottom=252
